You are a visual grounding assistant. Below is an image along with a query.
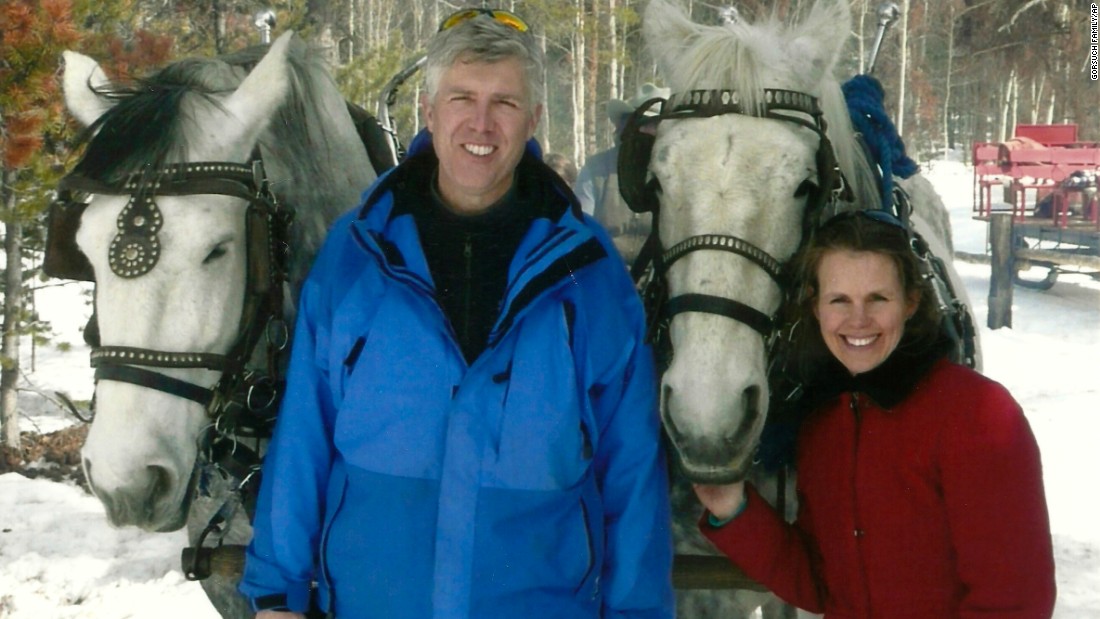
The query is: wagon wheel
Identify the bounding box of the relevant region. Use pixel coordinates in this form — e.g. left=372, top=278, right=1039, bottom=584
left=1013, top=266, right=1059, bottom=290
left=1011, top=237, right=1059, bottom=291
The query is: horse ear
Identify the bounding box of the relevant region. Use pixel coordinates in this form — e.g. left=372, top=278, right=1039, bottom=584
left=788, top=0, right=851, bottom=77
left=642, top=0, right=703, bottom=91
left=62, top=51, right=114, bottom=127
left=222, top=31, right=295, bottom=148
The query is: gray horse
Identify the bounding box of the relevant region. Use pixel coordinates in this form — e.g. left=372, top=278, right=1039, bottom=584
left=59, top=33, right=376, bottom=618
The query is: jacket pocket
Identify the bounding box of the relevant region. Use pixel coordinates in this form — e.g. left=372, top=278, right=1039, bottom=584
left=484, top=307, right=589, bottom=491
left=574, top=473, right=605, bottom=601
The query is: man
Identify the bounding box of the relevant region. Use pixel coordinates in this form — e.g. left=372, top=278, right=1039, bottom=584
left=574, top=83, right=669, bottom=265
left=240, top=9, right=674, bottom=619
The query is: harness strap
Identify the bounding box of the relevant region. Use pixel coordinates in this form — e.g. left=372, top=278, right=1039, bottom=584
left=663, top=88, right=822, bottom=125
left=660, top=234, right=783, bottom=283
left=94, top=364, right=214, bottom=407
left=666, top=293, right=773, bottom=337
left=91, top=346, right=230, bottom=372
left=58, top=163, right=262, bottom=202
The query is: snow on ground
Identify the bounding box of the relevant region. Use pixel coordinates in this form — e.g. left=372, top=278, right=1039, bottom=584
left=0, top=159, right=1097, bottom=617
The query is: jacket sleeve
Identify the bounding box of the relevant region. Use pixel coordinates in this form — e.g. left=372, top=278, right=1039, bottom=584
left=939, top=380, right=1056, bottom=618
left=580, top=262, right=674, bottom=619
left=699, top=484, right=827, bottom=613
left=239, top=261, right=339, bottom=613
left=593, top=333, right=675, bottom=619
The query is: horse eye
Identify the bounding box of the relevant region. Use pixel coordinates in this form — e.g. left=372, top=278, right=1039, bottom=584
left=203, top=245, right=229, bottom=264
left=794, top=179, right=817, bottom=198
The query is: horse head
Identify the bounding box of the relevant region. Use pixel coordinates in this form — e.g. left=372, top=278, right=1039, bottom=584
left=61, top=33, right=373, bottom=532
left=642, top=0, right=880, bottom=483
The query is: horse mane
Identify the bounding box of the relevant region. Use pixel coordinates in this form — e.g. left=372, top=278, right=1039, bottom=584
left=71, top=39, right=355, bottom=291
left=644, top=0, right=880, bottom=210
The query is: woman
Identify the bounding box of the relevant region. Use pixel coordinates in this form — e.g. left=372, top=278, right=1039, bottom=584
left=694, top=211, right=1056, bottom=618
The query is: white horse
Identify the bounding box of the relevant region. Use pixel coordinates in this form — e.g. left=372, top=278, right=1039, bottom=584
left=639, top=1, right=979, bottom=617
left=57, top=33, right=377, bottom=618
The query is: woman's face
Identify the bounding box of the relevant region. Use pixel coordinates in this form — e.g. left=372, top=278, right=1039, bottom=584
left=813, top=249, right=918, bottom=375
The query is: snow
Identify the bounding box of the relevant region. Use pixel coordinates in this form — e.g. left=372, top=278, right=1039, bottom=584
left=1, top=160, right=1097, bottom=617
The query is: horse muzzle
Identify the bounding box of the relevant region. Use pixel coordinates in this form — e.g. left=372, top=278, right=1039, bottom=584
left=660, top=383, right=764, bottom=483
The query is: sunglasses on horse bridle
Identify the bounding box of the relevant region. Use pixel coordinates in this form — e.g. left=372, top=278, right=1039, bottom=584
left=438, top=8, right=530, bottom=33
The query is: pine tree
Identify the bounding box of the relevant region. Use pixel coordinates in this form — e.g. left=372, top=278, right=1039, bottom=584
left=1, top=0, right=83, bottom=451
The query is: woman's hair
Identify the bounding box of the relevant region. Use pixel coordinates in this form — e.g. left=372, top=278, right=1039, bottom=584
left=424, top=14, right=544, bottom=112
left=785, top=212, right=943, bottom=366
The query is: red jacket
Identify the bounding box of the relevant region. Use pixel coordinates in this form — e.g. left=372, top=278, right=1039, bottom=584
left=702, top=359, right=1056, bottom=618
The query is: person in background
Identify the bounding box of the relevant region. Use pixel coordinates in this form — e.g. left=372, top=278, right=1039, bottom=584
left=544, top=152, right=577, bottom=186
left=574, top=83, right=669, bottom=265
left=239, top=8, right=674, bottom=619
left=694, top=211, right=1056, bottom=618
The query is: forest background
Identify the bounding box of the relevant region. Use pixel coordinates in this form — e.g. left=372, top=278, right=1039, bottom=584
left=0, top=0, right=1096, bottom=449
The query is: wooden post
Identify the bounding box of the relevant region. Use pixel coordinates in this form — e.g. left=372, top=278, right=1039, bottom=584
left=180, top=546, right=770, bottom=592
left=672, top=555, right=768, bottom=591
left=988, top=213, right=1014, bottom=329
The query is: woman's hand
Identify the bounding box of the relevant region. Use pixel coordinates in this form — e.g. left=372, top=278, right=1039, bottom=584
left=693, top=481, right=746, bottom=521
left=256, top=612, right=305, bottom=619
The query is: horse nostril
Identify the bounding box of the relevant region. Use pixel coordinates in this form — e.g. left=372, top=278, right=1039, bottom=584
left=742, top=385, right=760, bottom=420
left=139, top=465, right=175, bottom=522
left=148, top=465, right=174, bottom=499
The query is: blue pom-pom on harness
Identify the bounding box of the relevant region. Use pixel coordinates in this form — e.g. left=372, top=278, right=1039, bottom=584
left=842, top=74, right=917, bottom=209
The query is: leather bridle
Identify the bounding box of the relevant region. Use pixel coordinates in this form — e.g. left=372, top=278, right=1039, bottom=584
left=47, top=158, right=293, bottom=416
left=636, top=88, right=849, bottom=355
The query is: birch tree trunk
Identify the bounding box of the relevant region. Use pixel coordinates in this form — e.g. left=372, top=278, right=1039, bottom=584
left=942, top=2, right=954, bottom=157
left=608, top=0, right=620, bottom=108
left=585, top=0, right=599, bottom=159
left=1010, top=71, right=1019, bottom=137
left=896, top=0, right=909, bottom=135
left=1, top=167, right=22, bottom=451
left=998, top=70, right=1015, bottom=142
left=213, top=0, right=228, bottom=54
left=857, top=0, right=868, bottom=73
left=539, top=33, right=551, bottom=152
left=1029, top=74, right=1045, bottom=125
left=571, top=2, right=586, bottom=166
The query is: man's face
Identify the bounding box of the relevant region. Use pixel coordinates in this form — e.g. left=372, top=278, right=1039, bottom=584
left=423, top=56, right=541, bottom=214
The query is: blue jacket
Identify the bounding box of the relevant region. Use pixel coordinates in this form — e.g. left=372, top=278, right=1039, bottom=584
left=240, top=141, right=674, bottom=618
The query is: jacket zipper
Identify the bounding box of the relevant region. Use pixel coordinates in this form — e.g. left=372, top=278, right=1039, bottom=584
left=351, top=216, right=601, bottom=363
left=351, top=224, right=468, bottom=365
left=461, top=235, right=473, bottom=352
left=318, top=475, right=350, bottom=618
left=501, top=228, right=575, bottom=301
left=577, top=493, right=597, bottom=598
left=850, top=393, right=872, bottom=617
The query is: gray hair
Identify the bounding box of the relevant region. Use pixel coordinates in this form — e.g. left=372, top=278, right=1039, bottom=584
left=424, top=13, right=544, bottom=112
